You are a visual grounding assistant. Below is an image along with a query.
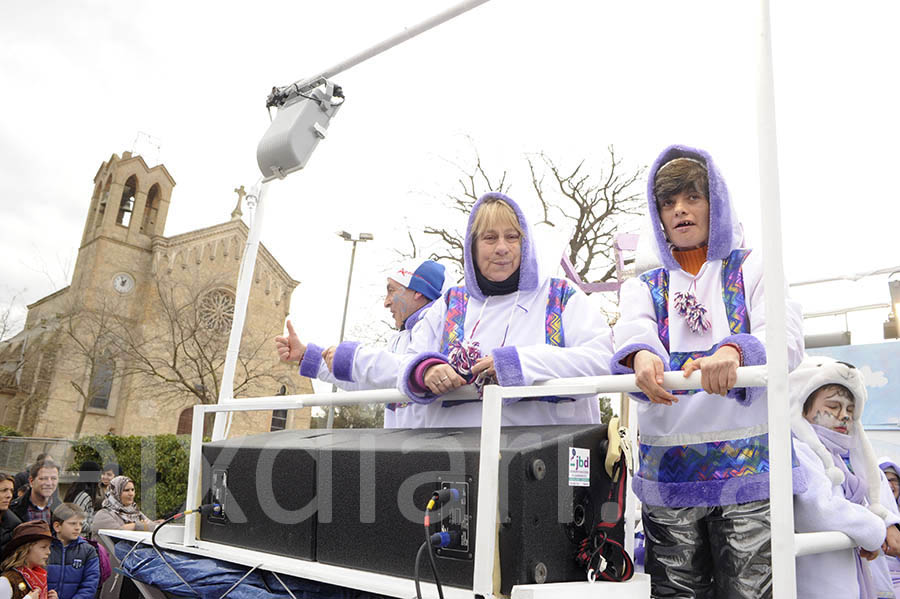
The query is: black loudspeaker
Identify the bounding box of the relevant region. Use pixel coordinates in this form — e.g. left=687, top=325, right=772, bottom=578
left=199, top=429, right=356, bottom=559
left=200, top=425, right=621, bottom=594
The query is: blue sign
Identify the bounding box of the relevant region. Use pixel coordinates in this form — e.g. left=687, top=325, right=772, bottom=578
left=808, top=341, right=900, bottom=428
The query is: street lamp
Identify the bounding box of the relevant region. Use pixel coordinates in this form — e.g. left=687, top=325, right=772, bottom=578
left=884, top=277, right=900, bottom=339
left=327, top=231, right=374, bottom=428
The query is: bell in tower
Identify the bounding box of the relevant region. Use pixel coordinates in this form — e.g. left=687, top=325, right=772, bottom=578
left=80, top=151, right=176, bottom=250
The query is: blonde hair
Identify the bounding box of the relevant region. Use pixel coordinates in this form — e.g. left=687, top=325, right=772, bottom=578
left=470, top=198, right=524, bottom=241
left=1, top=543, right=33, bottom=570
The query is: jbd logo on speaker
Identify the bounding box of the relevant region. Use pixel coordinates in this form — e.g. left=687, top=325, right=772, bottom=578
left=568, top=447, right=590, bottom=487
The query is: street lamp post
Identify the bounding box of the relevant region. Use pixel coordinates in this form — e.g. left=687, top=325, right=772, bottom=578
left=327, top=231, right=374, bottom=428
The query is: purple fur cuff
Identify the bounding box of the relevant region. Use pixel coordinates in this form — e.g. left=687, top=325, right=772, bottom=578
left=610, top=343, right=669, bottom=402
left=333, top=341, right=360, bottom=382
left=715, top=334, right=766, bottom=405
left=400, top=352, right=449, bottom=404
left=492, top=346, right=524, bottom=405
left=299, top=343, right=325, bottom=378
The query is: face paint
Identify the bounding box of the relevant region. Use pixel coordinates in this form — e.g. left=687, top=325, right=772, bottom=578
left=806, top=388, right=855, bottom=434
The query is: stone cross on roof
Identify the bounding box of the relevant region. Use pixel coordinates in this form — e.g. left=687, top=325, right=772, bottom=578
left=231, top=185, right=246, bottom=220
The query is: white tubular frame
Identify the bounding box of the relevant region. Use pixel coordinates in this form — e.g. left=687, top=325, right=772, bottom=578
left=757, top=1, right=798, bottom=596
left=184, top=367, right=767, bottom=598
left=183, top=1, right=856, bottom=596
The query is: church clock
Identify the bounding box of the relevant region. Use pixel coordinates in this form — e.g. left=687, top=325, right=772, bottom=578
left=112, top=272, right=135, bottom=294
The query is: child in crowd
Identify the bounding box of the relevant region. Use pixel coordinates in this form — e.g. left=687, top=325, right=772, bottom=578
left=792, top=357, right=900, bottom=598
left=0, top=520, right=57, bottom=599
left=47, top=504, right=98, bottom=599
left=611, top=145, right=805, bottom=597
left=880, top=458, right=900, bottom=594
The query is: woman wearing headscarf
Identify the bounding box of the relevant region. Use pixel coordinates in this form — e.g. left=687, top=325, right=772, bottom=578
left=398, top=192, right=613, bottom=428
left=90, top=477, right=161, bottom=540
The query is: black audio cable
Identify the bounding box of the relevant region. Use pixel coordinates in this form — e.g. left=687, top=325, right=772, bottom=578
left=148, top=504, right=216, bottom=597
left=414, top=488, right=459, bottom=599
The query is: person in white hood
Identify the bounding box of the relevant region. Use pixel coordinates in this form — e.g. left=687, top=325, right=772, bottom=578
left=791, top=357, right=900, bottom=598
left=397, top=192, right=613, bottom=428
left=611, top=145, right=805, bottom=597
left=879, top=458, right=900, bottom=594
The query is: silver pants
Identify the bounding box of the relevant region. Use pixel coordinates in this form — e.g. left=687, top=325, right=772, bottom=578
left=643, top=500, right=772, bottom=599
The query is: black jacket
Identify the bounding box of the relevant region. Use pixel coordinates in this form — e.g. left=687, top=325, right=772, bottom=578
left=8, top=492, right=61, bottom=523
left=0, top=509, right=21, bottom=552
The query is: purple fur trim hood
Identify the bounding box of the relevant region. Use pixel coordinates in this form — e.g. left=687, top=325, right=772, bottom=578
left=299, top=343, right=325, bottom=378
left=332, top=341, right=360, bottom=382
left=647, top=145, right=743, bottom=272
left=464, top=192, right=540, bottom=302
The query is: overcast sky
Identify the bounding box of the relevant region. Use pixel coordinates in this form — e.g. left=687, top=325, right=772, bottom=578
left=2, top=1, right=899, bottom=373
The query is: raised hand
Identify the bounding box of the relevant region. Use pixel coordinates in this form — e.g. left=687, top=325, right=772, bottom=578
left=323, top=346, right=337, bottom=372
left=275, top=320, right=306, bottom=363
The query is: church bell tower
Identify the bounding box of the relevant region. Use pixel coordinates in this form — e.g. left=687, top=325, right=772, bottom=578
left=72, top=151, right=176, bottom=303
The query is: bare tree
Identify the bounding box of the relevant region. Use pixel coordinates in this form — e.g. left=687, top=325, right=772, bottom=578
left=58, top=295, right=131, bottom=438
left=0, top=291, right=24, bottom=342
left=58, top=278, right=284, bottom=437
left=528, top=146, right=645, bottom=282
left=415, top=151, right=512, bottom=280
left=118, top=278, right=283, bottom=407
left=408, top=145, right=643, bottom=285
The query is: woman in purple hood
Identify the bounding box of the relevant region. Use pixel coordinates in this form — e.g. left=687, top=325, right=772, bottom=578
left=398, top=192, right=614, bottom=428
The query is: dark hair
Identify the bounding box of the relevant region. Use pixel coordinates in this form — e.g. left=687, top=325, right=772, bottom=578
left=29, top=459, right=59, bottom=479
left=64, top=480, right=100, bottom=505
left=0, top=474, right=14, bottom=486
left=802, top=383, right=854, bottom=416
left=52, top=503, right=86, bottom=525
left=653, top=158, right=709, bottom=206
left=102, top=463, right=120, bottom=475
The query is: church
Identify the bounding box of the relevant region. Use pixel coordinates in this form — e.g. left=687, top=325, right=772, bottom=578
left=0, top=151, right=312, bottom=438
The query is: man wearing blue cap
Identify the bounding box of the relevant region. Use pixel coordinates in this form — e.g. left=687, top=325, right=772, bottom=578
left=276, top=259, right=446, bottom=428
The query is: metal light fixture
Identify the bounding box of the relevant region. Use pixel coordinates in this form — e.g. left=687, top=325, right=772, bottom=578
left=885, top=278, right=900, bottom=339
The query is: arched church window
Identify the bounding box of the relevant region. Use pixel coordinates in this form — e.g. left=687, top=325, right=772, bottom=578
left=89, top=352, right=115, bottom=410
left=95, top=176, right=112, bottom=231
left=116, top=175, right=138, bottom=226
left=141, top=184, right=160, bottom=235
left=176, top=406, right=213, bottom=436
left=198, top=289, right=235, bottom=334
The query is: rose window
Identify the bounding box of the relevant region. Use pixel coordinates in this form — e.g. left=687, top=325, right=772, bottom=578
left=199, top=289, right=235, bottom=333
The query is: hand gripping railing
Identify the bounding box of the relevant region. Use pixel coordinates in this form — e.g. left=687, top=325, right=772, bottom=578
left=184, top=365, right=859, bottom=599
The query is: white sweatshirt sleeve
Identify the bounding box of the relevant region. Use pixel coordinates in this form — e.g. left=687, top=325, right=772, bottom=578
left=492, top=288, right=613, bottom=387
left=793, top=440, right=886, bottom=552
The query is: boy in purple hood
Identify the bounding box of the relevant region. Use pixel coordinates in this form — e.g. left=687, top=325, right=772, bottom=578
left=611, top=146, right=805, bottom=597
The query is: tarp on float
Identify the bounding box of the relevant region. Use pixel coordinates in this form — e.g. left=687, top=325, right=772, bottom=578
left=114, top=541, right=386, bottom=599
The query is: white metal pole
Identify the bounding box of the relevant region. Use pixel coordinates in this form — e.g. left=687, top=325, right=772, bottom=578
left=472, top=384, right=503, bottom=598
left=757, top=1, right=797, bottom=596
left=280, top=0, right=492, bottom=95
left=211, top=181, right=269, bottom=441
left=183, top=404, right=207, bottom=547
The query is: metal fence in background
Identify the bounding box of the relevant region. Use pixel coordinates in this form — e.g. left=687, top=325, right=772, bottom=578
left=0, top=436, right=74, bottom=474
